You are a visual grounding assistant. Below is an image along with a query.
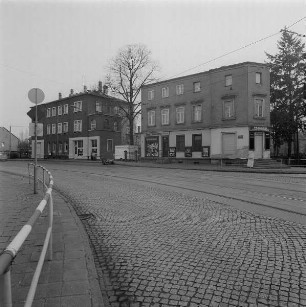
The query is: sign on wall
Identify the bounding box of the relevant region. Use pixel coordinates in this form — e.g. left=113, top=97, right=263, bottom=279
left=202, top=146, right=210, bottom=157
left=185, top=147, right=192, bottom=157
left=29, top=123, right=43, bottom=137
left=169, top=147, right=176, bottom=157
left=145, top=136, right=159, bottom=157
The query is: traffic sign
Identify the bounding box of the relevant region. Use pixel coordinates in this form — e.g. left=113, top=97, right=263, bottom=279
left=28, top=88, right=45, bottom=104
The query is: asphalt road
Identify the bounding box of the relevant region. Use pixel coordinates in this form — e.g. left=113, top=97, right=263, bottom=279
left=1, top=161, right=306, bottom=307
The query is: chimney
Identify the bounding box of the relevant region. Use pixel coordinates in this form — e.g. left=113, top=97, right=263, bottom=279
left=103, top=85, right=108, bottom=95
left=84, top=85, right=87, bottom=92
left=59, top=92, right=62, bottom=100
left=98, top=81, right=103, bottom=92
left=70, top=89, right=74, bottom=96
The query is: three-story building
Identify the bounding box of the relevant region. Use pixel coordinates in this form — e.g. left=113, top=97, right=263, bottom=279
left=27, top=83, right=129, bottom=160
left=140, top=62, right=270, bottom=162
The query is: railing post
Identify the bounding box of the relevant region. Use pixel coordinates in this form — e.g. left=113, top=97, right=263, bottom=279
left=47, top=193, right=53, bottom=261
left=42, top=169, right=45, bottom=191
left=0, top=268, right=12, bottom=307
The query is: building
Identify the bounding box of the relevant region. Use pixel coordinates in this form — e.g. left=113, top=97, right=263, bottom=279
left=140, top=62, right=270, bottom=162
left=27, top=83, right=129, bottom=160
left=0, top=127, right=20, bottom=155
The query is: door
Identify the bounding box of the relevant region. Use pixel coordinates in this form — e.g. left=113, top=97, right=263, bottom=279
left=74, top=140, right=83, bottom=159
left=162, top=136, right=169, bottom=157
left=222, top=133, right=236, bottom=157
left=254, top=133, right=263, bottom=159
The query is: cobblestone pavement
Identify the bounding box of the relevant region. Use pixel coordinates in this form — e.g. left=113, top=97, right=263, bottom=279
left=51, top=169, right=306, bottom=307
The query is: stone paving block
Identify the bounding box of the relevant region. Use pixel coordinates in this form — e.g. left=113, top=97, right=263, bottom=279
left=60, top=294, right=92, bottom=307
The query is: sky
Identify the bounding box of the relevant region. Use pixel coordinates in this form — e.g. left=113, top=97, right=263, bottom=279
left=1, top=0, right=306, bottom=139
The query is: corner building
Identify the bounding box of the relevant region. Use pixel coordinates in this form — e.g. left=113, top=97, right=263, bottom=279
left=140, top=62, right=271, bottom=162
left=27, top=86, right=128, bottom=160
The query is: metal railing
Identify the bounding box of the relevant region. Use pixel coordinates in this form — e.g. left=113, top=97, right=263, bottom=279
left=0, top=164, right=54, bottom=307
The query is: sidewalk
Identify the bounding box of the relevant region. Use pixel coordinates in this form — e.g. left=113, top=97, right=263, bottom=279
left=0, top=172, right=104, bottom=307
left=113, top=160, right=306, bottom=174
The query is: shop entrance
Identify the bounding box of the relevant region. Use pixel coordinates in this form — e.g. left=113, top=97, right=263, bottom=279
left=162, top=136, right=169, bottom=157
left=254, top=133, right=263, bottom=159
left=74, top=140, right=83, bottom=158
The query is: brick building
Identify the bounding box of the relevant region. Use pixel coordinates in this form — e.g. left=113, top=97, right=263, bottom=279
left=140, top=62, right=271, bottom=162
left=27, top=83, right=129, bottom=160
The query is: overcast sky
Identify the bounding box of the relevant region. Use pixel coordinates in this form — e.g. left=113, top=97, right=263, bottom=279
left=0, top=0, right=305, bottom=138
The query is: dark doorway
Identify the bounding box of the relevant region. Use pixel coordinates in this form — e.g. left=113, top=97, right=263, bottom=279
left=162, top=136, right=169, bottom=157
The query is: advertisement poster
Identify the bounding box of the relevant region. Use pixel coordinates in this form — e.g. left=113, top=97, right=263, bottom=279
left=202, top=146, right=210, bottom=157
left=185, top=147, right=192, bottom=157
left=145, top=136, right=159, bottom=157
left=169, top=147, right=176, bottom=157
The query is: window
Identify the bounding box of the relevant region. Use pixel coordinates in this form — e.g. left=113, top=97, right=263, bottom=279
left=193, top=82, right=201, bottom=92
left=58, top=105, right=62, bottom=116
left=225, top=75, right=232, bottom=87
left=63, top=122, right=68, bottom=133
left=176, top=135, right=185, bottom=152
left=107, top=139, right=113, bottom=152
left=74, top=140, right=83, bottom=156
left=256, top=72, right=262, bottom=84
left=104, top=119, right=110, bottom=129
left=223, top=100, right=235, bottom=119
left=57, top=123, right=62, bottom=134
left=74, top=120, right=82, bottom=132
left=176, top=106, right=185, bottom=124
left=114, top=121, right=118, bottom=131
left=90, top=119, right=96, bottom=130
left=192, top=134, right=202, bottom=151
left=161, top=109, right=169, bottom=125
left=52, top=142, right=56, bottom=153
left=47, top=108, right=51, bottom=118
left=96, top=101, right=102, bottom=112
left=176, top=84, right=184, bottom=95
left=58, top=142, right=62, bottom=154
left=192, top=105, right=202, bottom=122
left=254, top=98, right=264, bottom=117
left=162, top=87, right=169, bottom=98
left=148, top=90, right=154, bottom=100
left=114, top=106, right=119, bottom=114
left=52, top=124, right=56, bottom=134
left=47, top=142, right=51, bottom=154
left=52, top=107, right=56, bottom=116
left=64, top=141, right=68, bottom=153
left=63, top=104, right=68, bottom=114
left=74, top=101, right=82, bottom=112
left=148, top=110, right=156, bottom=126
left=47, top=124, right=51, bottom=135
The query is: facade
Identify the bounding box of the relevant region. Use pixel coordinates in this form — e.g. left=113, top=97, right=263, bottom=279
left=141, top=62, right=271, bottom=161
left=0, top=127, right=20, bottom=153
left=27, top=84, right=128, bottom=160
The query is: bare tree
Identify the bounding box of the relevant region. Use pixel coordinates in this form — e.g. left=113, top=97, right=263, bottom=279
left=106, top=44, right=159, bottom=145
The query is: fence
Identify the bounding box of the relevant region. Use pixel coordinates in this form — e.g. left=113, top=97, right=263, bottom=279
left=0, top=164, right=54, bottom=307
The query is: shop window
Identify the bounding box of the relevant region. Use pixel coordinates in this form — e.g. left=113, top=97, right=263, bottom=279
left=176, top=135, right=185, bottom=152
left=192, top=134, right=202, bottom=151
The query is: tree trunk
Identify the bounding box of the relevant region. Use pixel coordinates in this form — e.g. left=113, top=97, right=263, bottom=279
left=287, top=140, right=292, bottom=158
left=129, top=116, right=134, bottom=145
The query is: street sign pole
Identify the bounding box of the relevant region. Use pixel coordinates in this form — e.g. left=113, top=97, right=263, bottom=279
left=28, top=88, right=45, bottom=194
left=34, top=90, right=38, bottom=194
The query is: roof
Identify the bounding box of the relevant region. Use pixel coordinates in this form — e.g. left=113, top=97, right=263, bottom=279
left=0, top=127, right=20, bottom=141
left=142, top=61, right=268, bottom=88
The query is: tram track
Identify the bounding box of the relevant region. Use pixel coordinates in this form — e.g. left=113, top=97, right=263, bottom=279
left=50, top=166, right=306, bottom=219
